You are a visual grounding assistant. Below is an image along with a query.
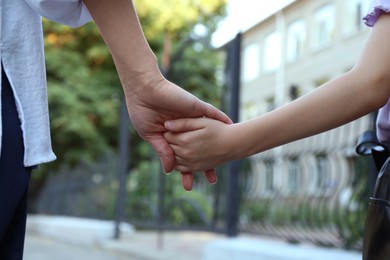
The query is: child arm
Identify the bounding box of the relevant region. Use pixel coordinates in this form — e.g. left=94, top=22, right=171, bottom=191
left=164, top=14, right=390, bottom=173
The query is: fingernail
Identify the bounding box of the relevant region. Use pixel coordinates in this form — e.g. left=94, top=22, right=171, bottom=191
left=162, top=165, right=171, bottom=174
left=165, top=120, right=174, bottom=129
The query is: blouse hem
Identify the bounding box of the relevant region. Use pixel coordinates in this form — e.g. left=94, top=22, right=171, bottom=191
left=24, top=153, right=57, bottom=167
left=363, top=5, right=390, bottom=27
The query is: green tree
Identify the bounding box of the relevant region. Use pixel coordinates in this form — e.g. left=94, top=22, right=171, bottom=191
left=43, top=20, right=121, bottom=165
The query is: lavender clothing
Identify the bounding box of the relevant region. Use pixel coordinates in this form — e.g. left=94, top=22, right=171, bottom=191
left=363, top=0, right=390, bottom=144
left=363, top=0, right=390, bottom=26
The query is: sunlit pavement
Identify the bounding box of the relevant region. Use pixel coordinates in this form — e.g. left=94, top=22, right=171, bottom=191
left=24, top=215, right=221, bottom=260
left=24, top=234, right=125, bottom=260
left=23, top=215, right=362, bottom=260
left=24, top=230, right=221, bottom=260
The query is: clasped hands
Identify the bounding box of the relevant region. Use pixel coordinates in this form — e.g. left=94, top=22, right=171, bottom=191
left=125, top=74, right=233, bottom=191
left=163, top=117, right=236, bottom=191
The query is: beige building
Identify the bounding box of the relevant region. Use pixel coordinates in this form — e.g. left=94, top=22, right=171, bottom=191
left=239, top=0, right=373, bottom=200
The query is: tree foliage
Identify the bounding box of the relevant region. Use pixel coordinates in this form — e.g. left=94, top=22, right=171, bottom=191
left=135, top=0, right=227, bottom=105
left=135, top=0, right=226, bottom=38
left=43, top=21, right=121, bottom=166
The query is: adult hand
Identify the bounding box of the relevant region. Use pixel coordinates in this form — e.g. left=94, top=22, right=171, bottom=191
left=125, top=71, right=232, bottom=190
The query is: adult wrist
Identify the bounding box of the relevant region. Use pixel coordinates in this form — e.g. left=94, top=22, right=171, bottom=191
left=117, top=59, right=165, bottom=96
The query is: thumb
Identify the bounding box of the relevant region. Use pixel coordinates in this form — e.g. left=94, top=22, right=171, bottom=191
left=146, top=135, right=175, bottom=173
left=164, top=118, right=204, bottom=133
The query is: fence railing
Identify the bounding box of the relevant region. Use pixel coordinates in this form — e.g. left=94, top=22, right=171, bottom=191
left=34, top=140, right=370, bottom=251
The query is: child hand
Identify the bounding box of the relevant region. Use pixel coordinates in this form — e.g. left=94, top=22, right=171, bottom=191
left=164, top=117, right=237, bottom=190
left=164, top=117, right=237, bottom=173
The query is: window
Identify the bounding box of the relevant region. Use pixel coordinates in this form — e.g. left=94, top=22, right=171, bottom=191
left=264, top=31, right=281, bottom=72
left=312, top=4, right=335, bottom=50
left=264, top=161, right=274, bottom=192
left=242, top=43, right=260, bottom=82
left=287, top=19, right=306, bottom=62
left=266, top=97, right=276, bottom=112
left=287, top=158, right=301, bottom=195
left=242, top=103, right=258, bottom=121
left=289, top=85, right=300, bottom=100
left=314, top=155, right=330, bottom=193
left=344, top=0, right=370, bottom=35
left=314, top=76, right=330, bottom=87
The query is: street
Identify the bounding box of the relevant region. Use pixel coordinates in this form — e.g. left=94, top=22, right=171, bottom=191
left=24, top=234, right=128, bottom=260
left=24, top=215, right=362, bottom=260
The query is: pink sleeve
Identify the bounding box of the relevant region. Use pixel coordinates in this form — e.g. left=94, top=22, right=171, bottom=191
left=377, top=99, right=390, bottom=145
left=363, top=0, right=390, bottom=26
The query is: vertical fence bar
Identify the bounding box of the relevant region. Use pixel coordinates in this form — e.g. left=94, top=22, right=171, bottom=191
left=225, top=33, right=242, bottom=237
left=156, top=160, right=165, bottom=249
left=114, top=96, right=130, bottom=239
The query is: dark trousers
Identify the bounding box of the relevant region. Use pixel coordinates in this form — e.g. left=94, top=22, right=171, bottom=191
left=0, top=68, right=32, bottom=260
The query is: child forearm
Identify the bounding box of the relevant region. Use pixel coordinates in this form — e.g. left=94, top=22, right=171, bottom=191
left=237, top=15, right=390, bottom=158
left=237, top=70, right=389, bottom=159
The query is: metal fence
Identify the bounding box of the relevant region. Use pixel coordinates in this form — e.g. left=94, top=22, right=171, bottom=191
left=34, top=144, right=370, bottom=251
left=239, top=153, right=369, bottom=250
left=34, top=153, right=119, bottom=219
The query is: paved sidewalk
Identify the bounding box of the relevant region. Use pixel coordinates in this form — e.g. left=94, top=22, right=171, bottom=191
left=25, top=234, right=125, bottom=260
left=99, top=231, right=222, bottom=260
left=25, top=215, right=222, bottom=260
left=204, top=236, right=361, bottom=260
left=25, top=230, right=218, bottom=260
left=25, top=215, right=362, bottom=260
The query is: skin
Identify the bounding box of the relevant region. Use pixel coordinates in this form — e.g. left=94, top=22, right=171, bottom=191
left=164, top=14, right=390, bottom=179
left=82, top=0, right=232, bottom=191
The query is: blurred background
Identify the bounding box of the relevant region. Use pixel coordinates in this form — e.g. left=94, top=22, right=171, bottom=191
left=25, top=0, right=372, bottom=259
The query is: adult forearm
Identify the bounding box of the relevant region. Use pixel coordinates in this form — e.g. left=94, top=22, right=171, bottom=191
left=83, top=0, right=161, bottom=92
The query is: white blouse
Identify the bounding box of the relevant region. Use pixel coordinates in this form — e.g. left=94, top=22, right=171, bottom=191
left=0, top=0, right=92, bottom=166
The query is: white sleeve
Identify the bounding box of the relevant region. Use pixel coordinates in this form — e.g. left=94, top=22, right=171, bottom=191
left=24, top=0, right=92, bottom=28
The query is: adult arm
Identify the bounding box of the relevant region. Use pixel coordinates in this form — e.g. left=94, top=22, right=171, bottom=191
left=164, top=14, right=390, bottom=172
left=81, top=0, right=231, bottom=189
